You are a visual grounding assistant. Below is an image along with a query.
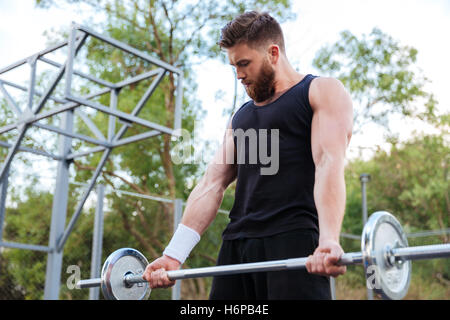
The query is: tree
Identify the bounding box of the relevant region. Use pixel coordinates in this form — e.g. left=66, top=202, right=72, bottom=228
left=341, top=129, right=449, bottom=298
left=343, top=132, right=448, bottom=236
left=17, top=0, right=295, bottom=299
left=313, top=28, right=438, bottom=134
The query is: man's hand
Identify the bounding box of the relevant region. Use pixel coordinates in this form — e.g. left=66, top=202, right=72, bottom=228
left=143, top=255, right=181, bottom=289
left=305, top=239, right=347, bottom=278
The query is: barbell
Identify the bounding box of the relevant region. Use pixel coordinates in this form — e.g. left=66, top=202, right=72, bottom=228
left=76, top=211, right=450, bottom=300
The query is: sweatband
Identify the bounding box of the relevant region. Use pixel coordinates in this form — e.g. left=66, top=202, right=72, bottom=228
left=163, top=223, right=201, bottom=264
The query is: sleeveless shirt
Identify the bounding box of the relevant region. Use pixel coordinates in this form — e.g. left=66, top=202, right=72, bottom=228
left=222, top=74, right=319, bottom=240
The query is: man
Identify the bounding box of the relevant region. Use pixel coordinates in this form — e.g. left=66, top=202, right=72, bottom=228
left=143, top=11, right=353, bottom=299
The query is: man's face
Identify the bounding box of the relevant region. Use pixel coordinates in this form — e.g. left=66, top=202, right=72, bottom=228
left=227, top=43, right=276, bottom=103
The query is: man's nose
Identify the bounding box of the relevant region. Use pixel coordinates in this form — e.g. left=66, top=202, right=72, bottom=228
left=236, top=69, right=245, bottom=80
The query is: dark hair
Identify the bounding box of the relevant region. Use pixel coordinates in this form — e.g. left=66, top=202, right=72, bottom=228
left=218, top=11, right=286, bottom=53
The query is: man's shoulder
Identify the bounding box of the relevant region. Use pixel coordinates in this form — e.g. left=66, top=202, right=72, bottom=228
left=309, top=76, right=349, bottom=111
left=230, top=100, right=253, bottom=122
left=310, top=76, right=344, bottom=93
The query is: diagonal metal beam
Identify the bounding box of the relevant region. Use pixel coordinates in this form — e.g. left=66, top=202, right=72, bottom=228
left=0, top=22, right=184, bottom=258
left=33, top=31, right=88, bottom=115
left=115, top=68, right=162, bottom=89
left=107, top=88, right=118, bottom=142
left=112, top=130, right=161, bottom=148
left=56, top=70, right=168, bottom=251
left=65, top=71, right=166, bottom=160
left=32, top=122, right=111, bottom=148
left=67, top=95, right=175, bottom=135
left=27, top=55, right=38, bottom=111
left=0, top=241, right=52, bottom=253
left=75, top=109, right=107, bottom=141
left=0, top=79, right=107, bottom=144
left=56, top=148, right=112, bottom=251
left=113, top=69, right=167, bottom=141
left=0, top=125, right=27, bottom=181
left=0, top=78, right=66, bottom=105
left=0, top=123, right=19, bottom=135
left=0, top=81, right=22, bottom=116
left=75, top=24, right=182, bottom=75
left=65, top=130, right=163, bottom=159
left=0, top=32, right=88, bottom=182
left=0, top=35, right=82, bottom=75
left=0, top=88, right=110, bottom=135
left=39, top=57, right=116, bottom=89
left=66, top=146, right=105, bottom=160
left=0, top=140, right=62, bottom=160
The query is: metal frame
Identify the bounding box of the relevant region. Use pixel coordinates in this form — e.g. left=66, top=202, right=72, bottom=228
left=0, top=22, right=183, bottom=299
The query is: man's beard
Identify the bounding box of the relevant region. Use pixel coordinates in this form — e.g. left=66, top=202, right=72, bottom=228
left=246, top=60, right=276, bottom=103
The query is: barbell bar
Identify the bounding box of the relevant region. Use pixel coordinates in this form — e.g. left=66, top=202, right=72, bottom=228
left=76, top=211, right=450, bottom=300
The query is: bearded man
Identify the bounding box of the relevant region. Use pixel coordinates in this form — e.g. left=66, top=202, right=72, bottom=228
left=144, top=11, right=353, bottom=300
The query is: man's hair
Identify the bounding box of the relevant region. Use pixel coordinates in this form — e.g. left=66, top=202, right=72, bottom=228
left=218, top=11, right=286, bottom=54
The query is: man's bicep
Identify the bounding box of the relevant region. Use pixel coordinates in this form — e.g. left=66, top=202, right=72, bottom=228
left=310, top=78, right=353, bottom=166
left=206, top=118, right=237, bottom=188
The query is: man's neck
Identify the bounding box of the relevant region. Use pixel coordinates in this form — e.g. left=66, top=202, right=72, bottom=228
left=253, top=69, right=305, bottom=106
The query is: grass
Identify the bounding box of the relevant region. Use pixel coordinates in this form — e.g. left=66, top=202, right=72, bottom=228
left=333, top=266, right=449, bottom=300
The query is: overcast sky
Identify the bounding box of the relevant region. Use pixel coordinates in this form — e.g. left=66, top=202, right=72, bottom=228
left=0, top=0, right=449, bottom=167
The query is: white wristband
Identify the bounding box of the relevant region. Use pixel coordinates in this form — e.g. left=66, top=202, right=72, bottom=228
left=163, top=223, right=201, bottom=264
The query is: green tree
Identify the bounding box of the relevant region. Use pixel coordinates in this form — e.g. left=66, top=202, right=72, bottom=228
left=313, top=28, right=438, bottom=134
left=341, top=130, right=449, bottom=299
left=0, top=0, right=296, bottom=299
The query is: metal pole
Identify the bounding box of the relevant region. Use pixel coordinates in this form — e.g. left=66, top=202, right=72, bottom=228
left=64, top=23, right=76, bottom=99
left=124, top=252, right=364, bottom=283
left=108, top=89, right=118, bottom=142
left=330, top=277, right=336, bottom=300
left=27, top=55, right=38, bottom=111
left=57, top=148, right=112, bottom=251
left=392, top=244, right=450, bottom=261
left=89, top=184, right=105, bottom=300
left=0, top=164, right=9, bottom=241
left=360, top=173, right=372, bottom=300
left=171, top=199, right=183, bottom=300
left=43, top=26, right=83, bottom=301
left=44, top=110, right=74, bottom=300
left=174, top=74, right=183, bottom=131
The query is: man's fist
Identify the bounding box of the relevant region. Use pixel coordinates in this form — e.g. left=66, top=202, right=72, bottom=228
left=305, top=238, right=347, bottom=278
left=143, top=255, right=181, bottom=289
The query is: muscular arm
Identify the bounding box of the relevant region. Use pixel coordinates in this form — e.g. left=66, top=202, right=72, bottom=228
left=144, top=120, right=237, bottom=288
left=181, top=120, right=237, bottom=235
left=310, top=77, right=353, bottom=245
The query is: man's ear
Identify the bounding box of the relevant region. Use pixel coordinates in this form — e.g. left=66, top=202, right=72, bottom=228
left=267, top=45, right=280, bottom=64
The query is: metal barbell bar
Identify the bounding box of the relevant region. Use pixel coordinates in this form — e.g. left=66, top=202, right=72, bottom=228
left=76, top=211, right=450, bottom=300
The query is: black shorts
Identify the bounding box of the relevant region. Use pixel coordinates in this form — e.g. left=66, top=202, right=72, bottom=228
left=209, top=229, right=331, bottom=300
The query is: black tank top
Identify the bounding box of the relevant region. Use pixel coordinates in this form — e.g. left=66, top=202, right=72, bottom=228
left=222, top=74, right=319, bottom=240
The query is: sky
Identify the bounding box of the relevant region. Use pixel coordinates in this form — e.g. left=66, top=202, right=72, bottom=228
left=193, top=0, right=450, bottom=161
left=0, top=0, right=449, bottom=188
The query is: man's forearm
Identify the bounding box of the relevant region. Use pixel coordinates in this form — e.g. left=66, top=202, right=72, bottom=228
left=180, top=175, right=227, bottom=236
left=314, top=158, right=346, bottom=243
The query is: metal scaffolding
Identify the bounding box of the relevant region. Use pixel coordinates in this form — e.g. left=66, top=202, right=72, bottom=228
left=0, top=22, right=183, bottom=299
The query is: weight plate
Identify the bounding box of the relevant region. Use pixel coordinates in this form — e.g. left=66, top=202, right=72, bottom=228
left=361, top=211, right=411, bottom=300
left=101, top=248, right=151, bottom=300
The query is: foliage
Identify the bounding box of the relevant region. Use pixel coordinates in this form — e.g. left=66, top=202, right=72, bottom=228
left=0, top=0, right=446, bottom=300
left=0, top=0, right=295, bottom=299
left=340, top=130, right=449, bottom=299
left=343, top=132, right=449, bottom=237
left=313, top=28, right=438, bottom=134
